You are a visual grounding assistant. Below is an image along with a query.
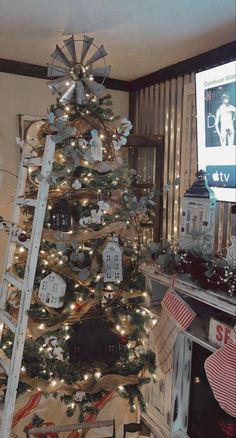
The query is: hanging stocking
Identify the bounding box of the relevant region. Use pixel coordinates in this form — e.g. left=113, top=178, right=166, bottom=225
left=204, top=339, right=236, bottom=418
left=152, top=275, right=196, bottom=374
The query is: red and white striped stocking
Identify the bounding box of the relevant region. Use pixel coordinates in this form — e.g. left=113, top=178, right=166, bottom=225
left=152, top=275, right=196, bottom=374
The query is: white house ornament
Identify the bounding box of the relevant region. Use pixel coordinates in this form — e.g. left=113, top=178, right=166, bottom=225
left=179, top=170, right=216, bottom=255
left=38, top=272, right=66, bottom=308
left=90, top=129, right=103, bottom=161
left=103, top=236, right=123, bottom=283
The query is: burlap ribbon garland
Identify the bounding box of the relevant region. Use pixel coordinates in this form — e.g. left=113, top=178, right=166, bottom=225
left=43, top=221, right=136, bottom=245
left=19, top=373, right=139, bottom=395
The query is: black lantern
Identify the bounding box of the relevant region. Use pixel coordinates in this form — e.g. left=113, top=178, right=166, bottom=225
left=67, top=319, right=120, bottom=366
left=50, top=199, right=71, bottom=231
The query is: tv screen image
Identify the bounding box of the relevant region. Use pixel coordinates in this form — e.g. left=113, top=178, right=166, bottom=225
left=196, top=61, right=236, bottom=202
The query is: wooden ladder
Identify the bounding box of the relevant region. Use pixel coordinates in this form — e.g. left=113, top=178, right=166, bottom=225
left=0, top=135, right=55, bottom=437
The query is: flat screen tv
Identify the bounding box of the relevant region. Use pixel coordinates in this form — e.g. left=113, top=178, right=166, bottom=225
left=196, top=60, right=236, bottom=202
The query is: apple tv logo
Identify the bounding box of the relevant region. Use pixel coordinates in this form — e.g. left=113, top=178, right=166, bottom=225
left=206, top=165, right=236, bottom=188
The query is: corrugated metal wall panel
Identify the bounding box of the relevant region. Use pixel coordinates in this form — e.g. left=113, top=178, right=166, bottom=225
left=130, top=75, right=231, bottom=251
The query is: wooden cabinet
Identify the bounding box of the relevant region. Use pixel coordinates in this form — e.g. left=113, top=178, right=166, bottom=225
left=126, top=134, right=164, bottom=243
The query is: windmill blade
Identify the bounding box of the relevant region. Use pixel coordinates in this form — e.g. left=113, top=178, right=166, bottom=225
left=47, top=77, right=68, bottom=94
left=80, top=35, right=94, bottom=63
left=90, top=65, right=111, bottom=78
left=83, top=78, right=105, bottom=96
left=59, top=82, right=76, bottom=102
left=86, top=45, right=107, bottom=67
left=64, top=35, right=77, bottom=63
left=51, top=45, right=72, bottom=67
left=76, top=81, right=86, bottom=105
left=48, top=81, right=66, bottom=95
left=47, top=63, right=67, bottom=78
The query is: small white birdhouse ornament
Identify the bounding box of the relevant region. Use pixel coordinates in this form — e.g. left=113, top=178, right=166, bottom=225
left=90, top=129, right=103, bottom=162
left=179, top=170, right=216, bottom=255
left=103, top=236, right=123, bottom=283
left=38, top=272, right=66, bottom=308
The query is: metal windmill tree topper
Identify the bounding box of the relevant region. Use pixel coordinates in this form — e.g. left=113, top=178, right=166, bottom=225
left=47, top=35, right=111, bottom=105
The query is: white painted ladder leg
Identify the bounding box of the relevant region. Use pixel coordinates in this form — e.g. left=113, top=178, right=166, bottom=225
left=0, top=136, right=55, bottom=437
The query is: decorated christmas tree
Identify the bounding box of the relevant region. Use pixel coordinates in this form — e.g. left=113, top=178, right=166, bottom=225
left=1, top=35, right=156, bottom=425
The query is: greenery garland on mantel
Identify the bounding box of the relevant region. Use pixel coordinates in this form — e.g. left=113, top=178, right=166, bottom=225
left=148, top=241, right=236, bottom=297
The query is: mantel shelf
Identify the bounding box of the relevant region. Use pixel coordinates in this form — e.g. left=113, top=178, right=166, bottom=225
left=141, top=264, right=236, bottom=317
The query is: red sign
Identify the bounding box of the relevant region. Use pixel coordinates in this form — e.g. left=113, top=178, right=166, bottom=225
left=208, top=317, right=234, bottom=348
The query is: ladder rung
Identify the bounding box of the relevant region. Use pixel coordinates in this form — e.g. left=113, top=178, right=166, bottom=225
left=0, top=348, right=10, bottom=374
left=23, top=157, right=43, bottom=167
left=4, top=272, right=23, bottom=290
left=0, top=310, right=17, bottom=333
left=16, top=197, right=36, bottom=207
left=11, top=235, right=30, bottom=249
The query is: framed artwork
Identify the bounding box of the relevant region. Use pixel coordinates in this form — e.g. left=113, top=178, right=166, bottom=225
left=18, top=114, right=46, bottom=148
